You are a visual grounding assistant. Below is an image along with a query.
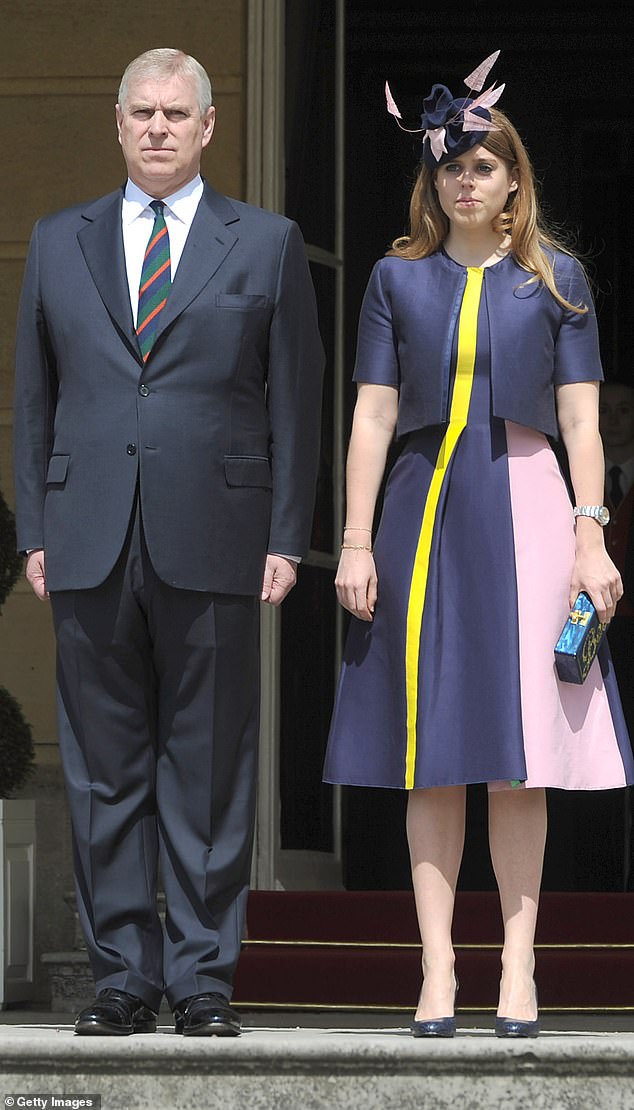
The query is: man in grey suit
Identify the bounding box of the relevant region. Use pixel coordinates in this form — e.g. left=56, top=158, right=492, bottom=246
left=14, top=48, right=323, bottom=1036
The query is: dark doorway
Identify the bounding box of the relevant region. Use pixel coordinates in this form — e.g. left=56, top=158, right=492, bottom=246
left=341, top=1, right=634, bottom=892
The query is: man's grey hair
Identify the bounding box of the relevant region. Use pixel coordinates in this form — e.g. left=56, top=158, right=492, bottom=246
left=118, top=48, right=213, bottom=115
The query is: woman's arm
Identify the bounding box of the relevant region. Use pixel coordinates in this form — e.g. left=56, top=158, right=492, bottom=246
left=556, top=380, right=622, bottom=622
left=335, top=382, right=398, bottom=621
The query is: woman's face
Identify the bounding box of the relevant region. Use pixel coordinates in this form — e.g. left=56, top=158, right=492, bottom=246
left=434, top=145, right=518, bottom=233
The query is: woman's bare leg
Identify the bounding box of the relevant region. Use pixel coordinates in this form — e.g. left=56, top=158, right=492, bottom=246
left=488, top=787, right=547, bottom=1020
left=407, top=785, right=466, bottom=1020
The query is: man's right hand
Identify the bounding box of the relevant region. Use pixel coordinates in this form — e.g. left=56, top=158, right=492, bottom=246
left=26, top=549, right=48, bottom=600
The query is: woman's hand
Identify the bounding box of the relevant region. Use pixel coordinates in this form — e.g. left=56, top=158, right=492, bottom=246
left=569, top=543, right=623, bottom=624
left=556, top=382, right=623, bottom=623
left=334, top=382, right=397, bottom=621
left=335, top=548, right=378, bottom=621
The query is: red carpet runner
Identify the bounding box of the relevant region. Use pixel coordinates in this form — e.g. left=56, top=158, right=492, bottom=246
left=233, top=891, right=634, bottom=1011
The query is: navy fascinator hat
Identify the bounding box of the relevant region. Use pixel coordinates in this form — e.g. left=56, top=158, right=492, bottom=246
left=386, top=51, right=505, bottom=168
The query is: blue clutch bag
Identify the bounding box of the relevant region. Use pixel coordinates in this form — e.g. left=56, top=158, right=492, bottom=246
left=554, top=592, right=607, bottom=684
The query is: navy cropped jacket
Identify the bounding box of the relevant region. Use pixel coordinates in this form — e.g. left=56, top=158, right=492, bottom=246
left=353, top=249, right=603, bottom=439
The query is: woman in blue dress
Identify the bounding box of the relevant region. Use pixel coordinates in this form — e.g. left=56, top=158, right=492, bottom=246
left=324, top=55, right=633, bottom=1037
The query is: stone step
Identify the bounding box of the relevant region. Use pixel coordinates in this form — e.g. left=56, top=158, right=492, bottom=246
left=1, top=1023, right=634, bottom=1110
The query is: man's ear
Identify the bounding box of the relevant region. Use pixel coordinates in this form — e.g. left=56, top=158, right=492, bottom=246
left=201, top=106, right=216, bottom=149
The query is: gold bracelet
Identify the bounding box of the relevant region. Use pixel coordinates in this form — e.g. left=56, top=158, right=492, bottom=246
left=341, top=543, right=373, bottom=552
left=343, top=525, right=372, bottom=533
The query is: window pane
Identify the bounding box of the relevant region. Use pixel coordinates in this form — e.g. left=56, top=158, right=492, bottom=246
left=285, top=0, right=336, bottom=252
left=309, top=261, right=335, bottom=554
left=280, top=564, right=335, bottom=851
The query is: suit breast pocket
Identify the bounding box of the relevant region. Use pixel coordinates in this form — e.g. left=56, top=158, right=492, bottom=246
left=215, top=293, right=271, bottom=311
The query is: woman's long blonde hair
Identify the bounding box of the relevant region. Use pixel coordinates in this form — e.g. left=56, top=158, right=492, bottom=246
left=389, top=109, right=586, bottom=314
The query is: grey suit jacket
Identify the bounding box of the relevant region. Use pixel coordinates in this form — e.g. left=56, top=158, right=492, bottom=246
left=14, top=183, right=324, bottom=593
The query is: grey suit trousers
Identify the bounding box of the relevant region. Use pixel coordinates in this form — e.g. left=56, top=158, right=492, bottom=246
left=50, top=500, right=260, bottom=1011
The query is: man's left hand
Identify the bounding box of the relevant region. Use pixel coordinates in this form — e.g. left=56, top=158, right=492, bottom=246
left=261, top=554, right=297, bottom=606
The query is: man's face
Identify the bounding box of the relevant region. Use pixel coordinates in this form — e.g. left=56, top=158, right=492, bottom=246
left=115, top=73, right=215, bottom=198
left=599, top=385, right=634, bottom=454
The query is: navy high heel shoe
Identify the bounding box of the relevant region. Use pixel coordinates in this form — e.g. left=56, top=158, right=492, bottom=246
left=411, top=978, right=459, bottom=1039
left=495, top=982, right=540, bottom=1038
left=411, top=1014, right=456, bottom=1038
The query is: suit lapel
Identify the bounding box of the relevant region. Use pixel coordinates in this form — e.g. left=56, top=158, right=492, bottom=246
left=76, top=183, right=240, bottom=365
left=152, top=184, right=239, bottom=344
left=77, top=189, right=142, bottom=365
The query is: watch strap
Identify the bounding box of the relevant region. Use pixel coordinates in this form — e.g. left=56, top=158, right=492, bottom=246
left=573, top=505, right=610, bottom=526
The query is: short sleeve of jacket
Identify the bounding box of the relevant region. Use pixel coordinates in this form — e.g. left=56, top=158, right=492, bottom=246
left=352, top=261, right=400, bottom=386
left=553, top=256, right=604, bottom=386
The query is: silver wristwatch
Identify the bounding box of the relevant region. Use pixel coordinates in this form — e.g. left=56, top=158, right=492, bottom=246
left=573, top=505, right=610, bottom=526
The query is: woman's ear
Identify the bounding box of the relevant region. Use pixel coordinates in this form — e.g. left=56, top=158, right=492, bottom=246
left=508, top=167, right=519, bottom=194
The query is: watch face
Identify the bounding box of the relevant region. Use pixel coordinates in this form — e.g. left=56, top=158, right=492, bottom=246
left=598, top=506, right=610, bottom=526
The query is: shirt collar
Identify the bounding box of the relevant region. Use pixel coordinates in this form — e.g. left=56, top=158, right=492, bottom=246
left=122, top=175, right=204, bottom=227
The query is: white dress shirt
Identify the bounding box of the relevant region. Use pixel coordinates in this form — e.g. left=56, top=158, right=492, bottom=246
left=122, top=175, right=204, bottom=325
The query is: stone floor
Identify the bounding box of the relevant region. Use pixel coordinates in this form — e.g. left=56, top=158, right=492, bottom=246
left=1, top=1010, right=633, bottom=1110
left=4, top=1005, right=634, bottom=1030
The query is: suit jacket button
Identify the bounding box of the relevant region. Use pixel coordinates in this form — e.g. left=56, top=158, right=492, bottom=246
left=126, top=443, right=137, bottom=456
left=139, top=385, right=149, bottom=396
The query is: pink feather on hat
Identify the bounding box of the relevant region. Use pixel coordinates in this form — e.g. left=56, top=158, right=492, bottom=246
left=384, top=51, right=504, bottom=157
left=463, top=50, right=500, bottom=93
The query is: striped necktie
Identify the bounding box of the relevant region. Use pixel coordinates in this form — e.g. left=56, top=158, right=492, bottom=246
left=137, top=200, right=171, bottom=363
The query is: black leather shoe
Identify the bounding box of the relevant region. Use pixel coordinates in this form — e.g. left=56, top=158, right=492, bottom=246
left=74, top=988, right=157, bottom=1035
left=173, top=992, right=241, bottom=1036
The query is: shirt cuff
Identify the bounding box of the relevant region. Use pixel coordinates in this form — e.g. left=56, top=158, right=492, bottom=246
left=269, top=552, right=301, bottom=564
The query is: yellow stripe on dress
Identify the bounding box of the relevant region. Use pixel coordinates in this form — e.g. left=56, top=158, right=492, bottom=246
left=404, top=266, right=485, bottom=789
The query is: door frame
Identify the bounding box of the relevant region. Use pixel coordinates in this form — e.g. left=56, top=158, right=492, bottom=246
left=246, top=0, right=346, bottom=890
